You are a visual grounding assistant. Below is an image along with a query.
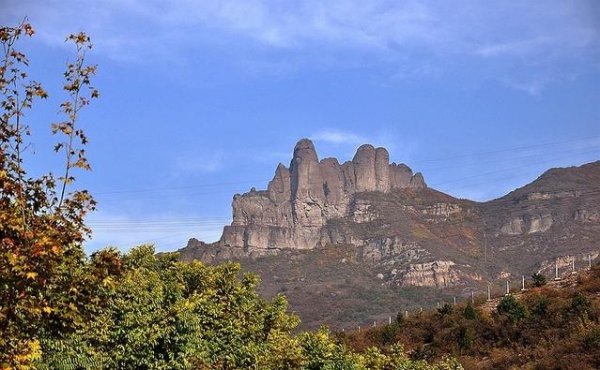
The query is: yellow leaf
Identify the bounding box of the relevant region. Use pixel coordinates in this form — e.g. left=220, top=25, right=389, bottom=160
left=42, top=306, right=53, bottom=314
left=26, top=272, right=38, bottom=280
left=102, top=276, right=113, bottom=287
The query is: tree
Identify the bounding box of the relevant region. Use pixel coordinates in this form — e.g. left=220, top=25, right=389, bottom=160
left=496, top=295, right=528, bottom=322
left=0, top=20, right=98, bottom=368
left=458, top=326, right=474, bottom=351
left=532, top=273, right=547, bottom=287
left=463, top=303, right=477, bottom=320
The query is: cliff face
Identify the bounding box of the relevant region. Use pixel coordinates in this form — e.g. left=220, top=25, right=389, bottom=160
left=221, top=139, right=425, bottom=252
left=179, top=140, right=600, bottom=292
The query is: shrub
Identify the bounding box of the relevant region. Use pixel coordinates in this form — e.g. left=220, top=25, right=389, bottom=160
left=438, top=303, right=454, bottom=316
left=463, top=304, right=477, bottom=320
left=571, top=292, right=591, bottom=314
left=583, top=327, right=600, bottom=350
left=458, top=326, right=474, bottom=351
left=532, top=273, right=547, bottom=287
left=531, top=295, right=549, bottom=316
left=497, top=295, right=528, bottom=322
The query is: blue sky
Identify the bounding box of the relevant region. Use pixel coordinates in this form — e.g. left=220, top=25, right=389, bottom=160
left=2, top=1, right=599, bottom=252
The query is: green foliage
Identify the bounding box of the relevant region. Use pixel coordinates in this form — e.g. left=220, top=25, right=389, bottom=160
left=396, top=310, right=405, bottom=325
left=457, top=327, right=474, bottom=351
left=531, top=273, right=546, bottom=287
left=571, top=292, right=591, bottom=314
left=1, top=20, right=96, bottom=369
left=462, top=304, right=477, bottom=320
left=343, top=268, right=600, bottom=369
left=496, top=295, right=528, bottom=322
left=531, top=295, right=549, bottom=316
left=583, top=327, right=600, bottom=350
left=379, top=323, right=400, bottom=345
left=36, top=246, right=302, bottom=369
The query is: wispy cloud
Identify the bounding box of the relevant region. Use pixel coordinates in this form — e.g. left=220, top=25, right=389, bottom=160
left=3, top=0, right=598, bottom=93
left=174, top=149, right=225, bottom=174
left=311, top=130, right=367, bottom=146
left=310, top=129, right=419, bottom=163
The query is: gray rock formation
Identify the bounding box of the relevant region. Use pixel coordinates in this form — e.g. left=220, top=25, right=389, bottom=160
left=219, top=138, right=426, bottom=252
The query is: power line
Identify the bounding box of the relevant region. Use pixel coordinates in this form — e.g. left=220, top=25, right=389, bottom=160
left=89, top=136, right=600, bottom=198
left=407, top=136, right=600, bottom=164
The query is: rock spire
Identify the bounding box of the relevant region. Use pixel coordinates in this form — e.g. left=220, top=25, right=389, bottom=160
left=220, top=138, right=426, bottom=251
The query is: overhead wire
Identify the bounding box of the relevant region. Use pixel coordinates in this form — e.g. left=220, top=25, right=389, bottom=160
left=89, top=135, right=600, bottom=198
left=84, top=136, right=599, bottom=248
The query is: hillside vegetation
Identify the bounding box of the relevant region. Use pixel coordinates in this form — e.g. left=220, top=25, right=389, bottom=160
left=341, top=266, right=600, bottom=370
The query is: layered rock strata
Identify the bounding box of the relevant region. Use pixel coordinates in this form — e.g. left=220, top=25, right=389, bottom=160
left=220, top=139, right=426, bottom=252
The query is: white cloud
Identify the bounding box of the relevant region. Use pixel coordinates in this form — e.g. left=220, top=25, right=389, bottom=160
left=311, top=130, right=367, bottom=145
left=310, top=129, right=419, bottom=164
left=3, top=0, right=598, bottom=93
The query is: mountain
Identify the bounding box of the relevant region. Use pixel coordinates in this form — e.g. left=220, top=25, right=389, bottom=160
left=177, top=139, right=600, bottom=329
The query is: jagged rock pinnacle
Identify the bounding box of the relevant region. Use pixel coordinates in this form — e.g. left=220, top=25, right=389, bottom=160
left=220, top=138, right=426, bottom=252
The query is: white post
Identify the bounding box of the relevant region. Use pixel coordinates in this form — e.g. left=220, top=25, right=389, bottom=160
left=404, top=310, right=408, bottom=319
left=453, top=296, right=456, bottom=306
left=555, top=258, right=561, bottom=280
left=437, top=301, right=440, bottom=308
left=388, top=316, right=391, bottom=325
left=572, top=257, right=577, bottom=274
left=589, top=254, right=593, bottom=270
left=358, top=326, right=360, bottom=332
left=505, top=280, right=510, bottom=296
left=487, top=284, right=491, bottom=301
left=521, top=275, right=526, bottom=291
left=373, top=321, right=376, bottom=327
left=471, top=291, right=474, bottom=304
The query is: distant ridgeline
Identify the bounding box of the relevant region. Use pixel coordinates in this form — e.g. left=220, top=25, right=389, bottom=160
left=179, top=139, right=600, bottom=291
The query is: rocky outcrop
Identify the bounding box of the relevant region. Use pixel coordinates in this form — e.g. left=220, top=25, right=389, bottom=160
left=219, top=139, right=426, bottom=252
left=396, top=261, right=463, bottom=288
left=500, top=213, right=553, bottom=235
left=574, top=209, right=600, bottom=223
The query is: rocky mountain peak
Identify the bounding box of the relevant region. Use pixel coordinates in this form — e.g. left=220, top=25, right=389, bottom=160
left=291, top=138, right=319, bottom=165
left=219, top=138, right=426, bottom=252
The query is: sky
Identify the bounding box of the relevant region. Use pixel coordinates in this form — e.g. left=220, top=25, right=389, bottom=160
left=1, top=0, right=599, bottom=253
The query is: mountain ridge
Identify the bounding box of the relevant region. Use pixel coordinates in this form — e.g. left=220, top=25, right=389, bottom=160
left=176, top=139, right=600, bottom=329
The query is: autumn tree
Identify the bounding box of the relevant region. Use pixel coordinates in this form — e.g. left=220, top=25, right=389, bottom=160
left=0, top=20, right=98, bottom=368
